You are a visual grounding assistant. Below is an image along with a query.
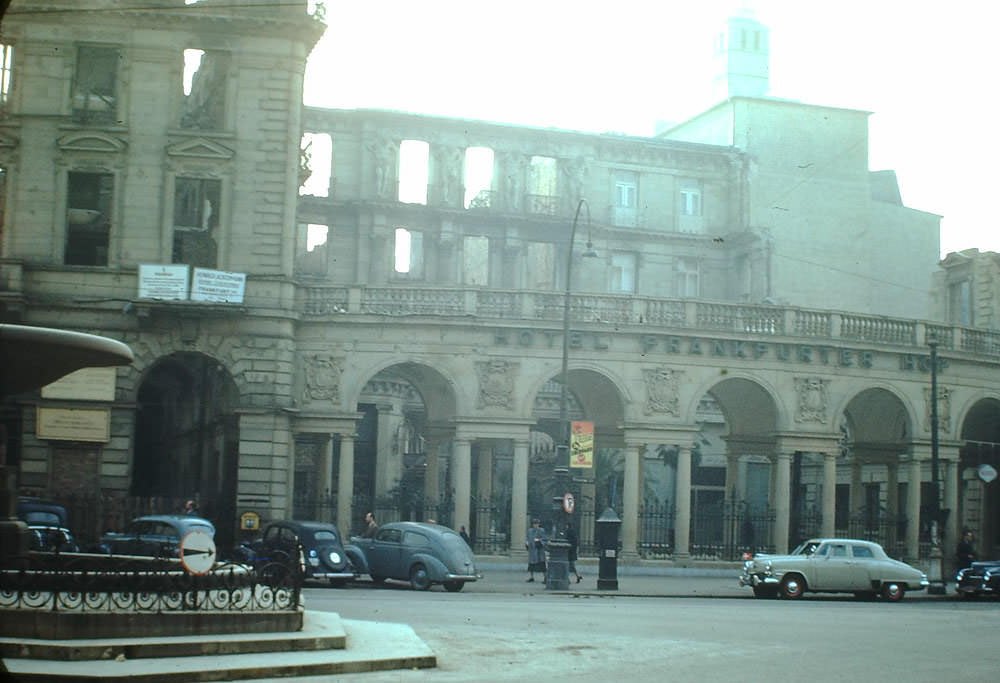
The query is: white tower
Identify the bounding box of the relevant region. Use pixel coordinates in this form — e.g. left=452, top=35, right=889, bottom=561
left=712, top=9, right=770, bottom=101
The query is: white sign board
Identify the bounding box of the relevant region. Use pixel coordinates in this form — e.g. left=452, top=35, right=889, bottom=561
left=180, top=529, right=217, bottom=575
left=36, top=407, right=111, bottom=442
left=138, top=264, right=189, bottom=300
left=979, top=464, right=997, bottom=484
left=41, top=366, right=117, bottom=401
left=190, top=268, right=246, bottom=303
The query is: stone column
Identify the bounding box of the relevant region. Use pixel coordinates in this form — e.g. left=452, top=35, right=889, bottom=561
left=424, top=437, right=441, bottom=520
left=822, top=451, right=837, bottom=538
left=674, top=445, right=692, bottom=559
left=621, top=443, right=641, bottom=558
left=906, top=455, right=922, bottom=562
left=773, top=452, right=792, bottom=554
left=319, top=435, right=334, bottom=499
left=337, top=434, right=356, bottom=535
left=452, top=438, right=472, bottom=534
left=510, top=438, right=529, bottom=555
left=886, top=460, right=900, bottom=549
left=475, top=443, right=494, bottom=540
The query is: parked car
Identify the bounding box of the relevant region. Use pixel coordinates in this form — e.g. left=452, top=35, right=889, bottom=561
left=17, top=497, right=79, bottom=553
left=955, top=560, right=1000, bottom=599
left=739, top=538, right=928, bottom=601
left=349, top=521, right=480, bottom=592
left=96, top=514, right=215, bottom=558
left=247, top=520, right=358, bottom=586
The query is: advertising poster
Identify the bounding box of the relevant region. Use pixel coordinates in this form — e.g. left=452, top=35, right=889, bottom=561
left=570, top=420, right=594, bottom=468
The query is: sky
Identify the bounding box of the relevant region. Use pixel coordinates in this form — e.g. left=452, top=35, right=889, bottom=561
left=304, top=0, right=999, bottom=257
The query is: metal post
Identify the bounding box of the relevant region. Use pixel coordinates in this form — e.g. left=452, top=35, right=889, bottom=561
left=547, top=199, right=595, bottom=591
left=928, top=340, right=945, bottom=594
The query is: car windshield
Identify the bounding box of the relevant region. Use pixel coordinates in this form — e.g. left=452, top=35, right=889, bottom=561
left=791, top=541, right=820, bottom=555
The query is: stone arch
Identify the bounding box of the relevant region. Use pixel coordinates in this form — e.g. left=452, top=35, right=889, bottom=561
left=837, top=384, right=914, bottom=445
left=956, top=393, right=1000, bottom=443
left=132, top=351, right=241, bottom=547
left=345, top=356, right=460, bottom=423
left=690, top=374, right=782, bottom=436
left=524, top=362, right=629, bottom=433
left=120, top=331, right=260, bottom=406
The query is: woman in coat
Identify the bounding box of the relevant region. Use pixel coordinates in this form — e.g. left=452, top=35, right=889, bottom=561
left=525, top=519, right=548, bottom=582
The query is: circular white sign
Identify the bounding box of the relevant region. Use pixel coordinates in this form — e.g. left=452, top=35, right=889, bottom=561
left=979, top=464, right=997, bottom=484
left=562, top=492, right=575, bottom=514
left=180, top=529, right=217, bottom=575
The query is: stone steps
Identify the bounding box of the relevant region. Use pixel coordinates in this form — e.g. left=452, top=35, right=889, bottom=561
left=1, top=612, right=436, bottom=681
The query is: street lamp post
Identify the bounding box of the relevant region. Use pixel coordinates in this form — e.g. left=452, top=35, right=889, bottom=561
left=546, top=199, right=597, bottom=591
left=927, top=339, right=946, bottom=594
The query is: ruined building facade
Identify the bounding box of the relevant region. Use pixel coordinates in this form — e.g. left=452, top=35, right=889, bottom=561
left=2, top=2, right=999, bottom=563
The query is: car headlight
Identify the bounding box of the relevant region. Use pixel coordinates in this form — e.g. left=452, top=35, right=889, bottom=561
left=984, top=571, right=993, bottom=580
left=764, top=561, right=773, bottom=574
left=329, top=551, right=341, bottom=565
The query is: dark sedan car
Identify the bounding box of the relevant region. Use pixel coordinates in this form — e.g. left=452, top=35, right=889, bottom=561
left=349, top=522, right=479, bottom=591
left=17, top=496, right=80, bottom=553
left=956, top=560, right=1000, bottom=598
left=97, top=514, right=215, bottom=558
left=249, top=520, right=357, bottom=586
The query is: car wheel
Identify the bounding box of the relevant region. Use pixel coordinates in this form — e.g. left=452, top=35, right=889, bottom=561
left=752, top=585, right=777, bottom=599
left=443, top=581, right=464, bottom=592
left=780, top=574, right=805, bottom=599
left=881, top=582, right=904, bottom=602
left=409, top=564, right=431, bottom=591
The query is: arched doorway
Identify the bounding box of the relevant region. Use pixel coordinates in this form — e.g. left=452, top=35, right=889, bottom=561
left=133, top=352, right=239, bottom=546
left=959, top=398, right=1000, bottom=559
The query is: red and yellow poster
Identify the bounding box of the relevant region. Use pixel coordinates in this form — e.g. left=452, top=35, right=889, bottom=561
left=570, top=421, right=594, bottom=468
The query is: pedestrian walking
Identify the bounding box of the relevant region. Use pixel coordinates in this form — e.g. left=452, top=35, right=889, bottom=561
left=525, top=519, right=548, bottom=582
left=956, top=529, right=976, bottom=571
left=459, top=525, right=472, bottom=547
left=362, top=511, right=378, bottom=538
left=565, top=523, right=582, bottom=583
left=183, top=499, right=199, bottom=516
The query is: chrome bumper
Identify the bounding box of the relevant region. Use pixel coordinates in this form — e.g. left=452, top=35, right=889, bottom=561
left=308, top=570, right=355, bottom=580
left=444, top=572, right=480, bottom=582
left=739, top=573, right=778, bottom=588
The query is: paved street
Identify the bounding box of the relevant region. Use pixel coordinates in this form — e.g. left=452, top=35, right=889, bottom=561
left=246, top=569, right=998, bottom=683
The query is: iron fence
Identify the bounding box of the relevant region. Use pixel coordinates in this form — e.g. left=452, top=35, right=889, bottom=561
left=638, top=502, right=674, bottom=559
left=635, top=500, right=775, bottom=561
left=0, top=552, right=302, bottom=613
left=471, top=498, right=510, bottom=554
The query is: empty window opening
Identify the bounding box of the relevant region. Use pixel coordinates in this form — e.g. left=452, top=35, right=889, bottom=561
left=73, top=45, right=119, bottom=125
left=463, top=235, right=490, bottom=286
left=525, top=242, right=556, bottom=290
left=679, top=180, right=702, bottom=216
left=299, top=132, right=332, bottom=197
left=65, top=171, right=113, bottom=266
left=676, top=258, right=700, bottom=297
left=306, top=224, right=328, bottom=252
left=393, top=227, right=423, bottom=276
left=173, top=177, right=220, bottom=268
left=613, top=171, right=638, bottom=227
left=398, top=140, right=429, bottom=205
left=464, top=146, right=494, bottom=208
left=0, top=43, right=12, bottom=106
left=611, top=252, right=636, bottom=293
left=181, top=49, right=229, bottom=129
left=527, top=156, right=557, bottom=214
left=948, top=280, right=972, bottom=326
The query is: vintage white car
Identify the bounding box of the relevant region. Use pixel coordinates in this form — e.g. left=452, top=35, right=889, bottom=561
left=739, top=538, right=928, bottom=601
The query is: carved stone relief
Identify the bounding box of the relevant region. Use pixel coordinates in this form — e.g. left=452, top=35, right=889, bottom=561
left=923, top=386, right=952, bottom=433
left=301, top=353, right=343, bottom=403
left=644, top=366, right=682, bottom=417
left=476, top=359, right=518, bottom=409
left=369, top=135, right=397, bottom=199
left=794, top=376, right=829, bottom=423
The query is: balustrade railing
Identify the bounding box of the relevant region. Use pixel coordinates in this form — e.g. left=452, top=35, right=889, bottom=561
left=296, top=285, right=1000, bottom=358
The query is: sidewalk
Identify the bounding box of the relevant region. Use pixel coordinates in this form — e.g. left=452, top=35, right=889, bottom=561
left=471, top=557, right=954, bottom=600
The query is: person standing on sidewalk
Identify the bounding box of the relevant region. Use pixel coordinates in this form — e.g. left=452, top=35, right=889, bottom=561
left=525, top=519, right=548, bottom=582
left=956, top=529, right=976, bottom=571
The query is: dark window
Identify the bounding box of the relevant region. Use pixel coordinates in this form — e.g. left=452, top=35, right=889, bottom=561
left=403, top=531, right=431, bottom=547
left=73, top=45, right=118, bottom=125
left=852, top=545, right=874, bottom=558
left=65, top=171, right=112, bottom=266
left=173, top=177, right=220, bottom=268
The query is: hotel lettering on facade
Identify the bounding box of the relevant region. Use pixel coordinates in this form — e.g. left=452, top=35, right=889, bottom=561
left=1, top=2, right=999, bottom=564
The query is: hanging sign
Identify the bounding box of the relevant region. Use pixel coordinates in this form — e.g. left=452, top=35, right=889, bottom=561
left=570, top=421, right=594, bottom=468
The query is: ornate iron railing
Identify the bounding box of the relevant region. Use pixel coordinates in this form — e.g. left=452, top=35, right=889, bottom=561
left=0, top=553, right=302, bottom=613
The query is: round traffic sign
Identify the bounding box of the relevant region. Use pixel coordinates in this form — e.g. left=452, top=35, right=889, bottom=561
left=180, top=529, right=217, bottom=575
left=562, top=492, right=575, bottom=514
